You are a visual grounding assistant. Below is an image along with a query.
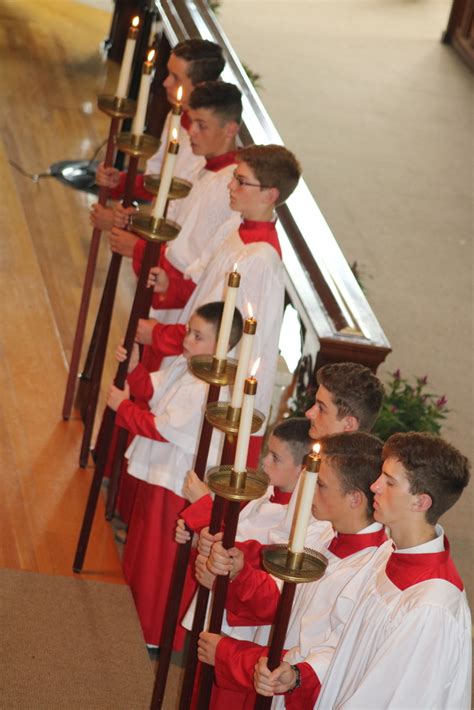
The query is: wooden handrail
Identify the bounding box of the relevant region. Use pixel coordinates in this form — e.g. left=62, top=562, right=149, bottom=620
left=147, top=0, right=392, bottom=370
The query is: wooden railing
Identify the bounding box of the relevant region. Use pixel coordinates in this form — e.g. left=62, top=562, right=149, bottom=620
left=110, top=0, right=391, bottom=373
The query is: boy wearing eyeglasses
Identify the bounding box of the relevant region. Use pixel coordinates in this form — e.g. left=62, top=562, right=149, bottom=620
left=142, top=143, right=301, bottom=463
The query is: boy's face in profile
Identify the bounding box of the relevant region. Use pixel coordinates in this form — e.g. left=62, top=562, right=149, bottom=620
left=163, top=53, right=194, bottom=105
left=262, top=434, right=302, bottom=493
left=305, top=385, right=354, bottom=439
left=371, top=457, right=420, bottom=528
left=228, top=161, right=269, bottom=215
left=183, top=314, right=217, bottom=361
left=188, top=107, right=234, bottom=157
left=311, top=460, right=354, bottom=529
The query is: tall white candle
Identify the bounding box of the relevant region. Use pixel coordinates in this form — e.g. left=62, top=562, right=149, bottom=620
left=233, top=376, right=257, bottom=473
left=131, top=49, right=155, bottom=138
left=214, top=269, right=240, bottom=361
left=289, top=444, right=321, bottom=553
left=230, top=307, right=257, bottom=409
left=151, top=128, right=179, bottom=220
left=115, top=16, right=140, bottom=99
left=168, top=85, right=183, bottom=140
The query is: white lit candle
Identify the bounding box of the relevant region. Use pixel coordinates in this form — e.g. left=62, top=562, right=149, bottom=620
left=230, top=305, right=257, bottom=409
left=151, top=127, right=179, bottom=220
left=214, top=267, right=240, bottom=361
left=115, top=16, right=140, bottom=99
left=131, top=49, right=155, bottom=138
left=288, top=444, right=321, bottom=553
left=168, top=85, right=183, bottom=140
left=233, top=361, right=259, bottom=473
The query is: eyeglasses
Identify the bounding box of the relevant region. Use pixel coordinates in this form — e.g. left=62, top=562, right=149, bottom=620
left=232, top=170, right=268, bottom=189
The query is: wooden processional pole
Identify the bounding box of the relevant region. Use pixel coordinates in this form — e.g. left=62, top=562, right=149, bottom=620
left=61, top=95, right=135, bottom=421
left=72, top=200, right=178, bottom=573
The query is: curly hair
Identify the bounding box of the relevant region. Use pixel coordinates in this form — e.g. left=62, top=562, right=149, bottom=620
left=383, top=432, right=470, bottom=524
left=317, top=363, right=384, bottom=432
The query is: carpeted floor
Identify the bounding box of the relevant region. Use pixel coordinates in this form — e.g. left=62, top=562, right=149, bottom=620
left=0, top=569, right=154, bottom=709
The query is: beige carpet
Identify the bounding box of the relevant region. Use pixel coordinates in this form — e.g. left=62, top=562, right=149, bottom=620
left=0, top=569, right=154, bottom=709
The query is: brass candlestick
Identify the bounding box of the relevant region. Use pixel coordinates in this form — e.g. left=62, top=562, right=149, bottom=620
left=262, top=544, right=327, bottom=584
left=143, top=174, right=192, bottom=201
left=115, top=131, right=160, bottom=158
left=207, top=464, right=269, bottom=502
left=130, top=214, right=181, bottom=243
left=190, top=354, right=238, bottom=387
left=205, top=401, right=265, bottom=435
left=97, top=94, right=137, bottom=119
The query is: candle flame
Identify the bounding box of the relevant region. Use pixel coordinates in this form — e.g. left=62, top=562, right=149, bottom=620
left=233, top=263, right=238, bottom=273
left=247, top=303, right=253, bottom=319
left=250, top=357, right=261, bottom=378
left=171, top=127, right=178, bottom=141
left=132, top=16, right=140, bottom=27
left=147, top=49, right=156, bottom=63
left=313, top=443, right=321, bottom=455
left=177, top=86, right=183, bottom=102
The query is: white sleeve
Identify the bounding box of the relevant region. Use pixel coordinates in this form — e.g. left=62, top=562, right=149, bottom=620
left=338, top=603, right=472, bottom=710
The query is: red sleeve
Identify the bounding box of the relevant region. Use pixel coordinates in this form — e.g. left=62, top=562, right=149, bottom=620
left=215, top=637, right=267, bottom=693
left=115, top=399, right=168, bottom=441
left=150, top=322, right=186, bottom=358
left=234, top=539, right=264, bottom=570
left=126, top=363, right=154, bottom=401
left=109, top=172, right=154, bottom=202
left=151, top=270, right=196, bottom=310
left=181, top=494, right=213, bottom=532
left=284, top=663, right=321, bottom=709
left=225, top=560, right=280, bottom=627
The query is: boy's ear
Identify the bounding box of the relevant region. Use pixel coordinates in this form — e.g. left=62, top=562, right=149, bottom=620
left=263, top=186, right=280, bottom=206
left=224, top=120, right=240, bottom=139
left=342, top=415, right=359, bottom=432
left=412, top=492, right=433, bottom=514
left=350, top=489, right=364, bottom=509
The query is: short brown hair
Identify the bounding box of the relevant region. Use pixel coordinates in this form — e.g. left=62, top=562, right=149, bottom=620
left=172, top=40, right=225, bottom=85
left=383, top=432, right=470, bottom=524
left=189, top=81, right=242, bottom=125
left=321, top=431, right=384, bottom=516
left=195, top=301, right=243, bottom=350
left=317, top=363, right=384, bottom=432
left=271, top=418, right=312, bottom=466
left=237, top=145, right=301, bottom=205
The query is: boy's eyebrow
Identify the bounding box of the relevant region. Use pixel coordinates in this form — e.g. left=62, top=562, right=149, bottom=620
left=381, top=468, right=396, bottom=480
left=315, top=397, right=327, bottom=410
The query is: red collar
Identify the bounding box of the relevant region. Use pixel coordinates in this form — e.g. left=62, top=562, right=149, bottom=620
left=204, top=151, right=237, bottom=172
left=180, top=111, right=191, bottom=131
left=328, top=528, right=388, bottom=559
left=386, top=536, right=464, bottom=591
left=269, top=488, right=292, bottom=505
left=238, top=219, right=282, bottom=259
